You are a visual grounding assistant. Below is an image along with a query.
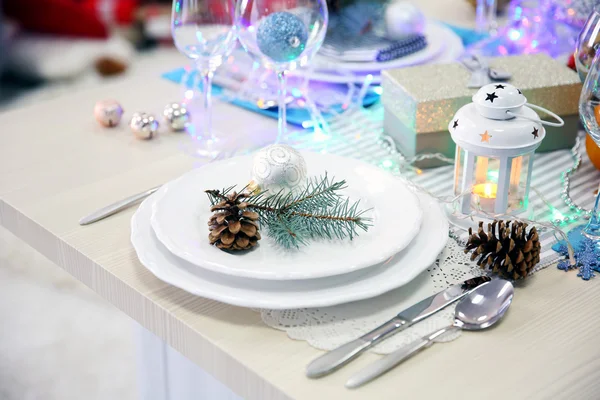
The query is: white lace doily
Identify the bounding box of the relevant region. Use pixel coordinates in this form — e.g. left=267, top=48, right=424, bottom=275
left=261, top=238, right=485, bottom=354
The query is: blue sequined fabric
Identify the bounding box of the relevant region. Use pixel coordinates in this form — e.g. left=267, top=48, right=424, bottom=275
left=375, top=35, right=427, bottom=62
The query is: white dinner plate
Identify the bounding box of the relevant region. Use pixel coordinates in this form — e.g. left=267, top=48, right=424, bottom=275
left=151, top=152, right=422, bottom=280
left=132, top=192, right=448, bottom=309
left=291, top=23, right=464, bottom=85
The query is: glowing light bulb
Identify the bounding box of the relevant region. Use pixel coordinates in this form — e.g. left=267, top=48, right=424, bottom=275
left=484, top=183, right=494, bottom=198
left=508, top=29, right=522, bottom=41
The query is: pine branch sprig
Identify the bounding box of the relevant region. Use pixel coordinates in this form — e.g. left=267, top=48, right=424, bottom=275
left=206, top=185, right=237, bottom=205
left=288, top=197, right=371, bottom=242
left=204, top=174, right=371, bottom=249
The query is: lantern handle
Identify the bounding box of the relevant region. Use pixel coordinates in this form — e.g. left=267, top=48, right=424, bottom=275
left=506, top=103, right=564, bottom=127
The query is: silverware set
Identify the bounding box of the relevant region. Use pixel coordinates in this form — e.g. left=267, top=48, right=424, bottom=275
left=306, top=277, right=514, bottom=388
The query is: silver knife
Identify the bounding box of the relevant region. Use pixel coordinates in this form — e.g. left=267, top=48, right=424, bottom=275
left=78, top=186, right=161, bottom=225
left=305, top=276, right=491, bottom=378
left=79, top=151, right=233, bottom=226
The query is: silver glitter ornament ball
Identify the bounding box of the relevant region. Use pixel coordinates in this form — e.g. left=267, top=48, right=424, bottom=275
left=94, top=99, right=124, bottom=127
left=257, top=12, right=308, bottom=63
left=130, top=112, right=159, bottom=140
left=163, top=102, right=190, bottom=131
left=384, top=2, right=425, bottom=40
left=251, top=144, right=307, bottom=194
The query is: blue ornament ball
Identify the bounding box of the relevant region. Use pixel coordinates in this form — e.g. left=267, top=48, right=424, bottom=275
left=257, top=12, right=308, bottom=63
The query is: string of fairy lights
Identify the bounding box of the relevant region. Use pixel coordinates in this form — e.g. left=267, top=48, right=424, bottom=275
left=377, top=134, right=578, bottom=267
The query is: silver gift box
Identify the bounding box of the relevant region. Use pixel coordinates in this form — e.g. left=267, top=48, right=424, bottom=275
left=381, top=54, right=582, bottom=167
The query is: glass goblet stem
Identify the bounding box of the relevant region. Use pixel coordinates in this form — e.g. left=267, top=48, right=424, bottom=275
left=198, top=63, right=215, bottom=141
left=276, top=70, right=288, bottom=143
left=583, top=182, right=600, bottom=239
left=239, top=60, right=261, bottom=100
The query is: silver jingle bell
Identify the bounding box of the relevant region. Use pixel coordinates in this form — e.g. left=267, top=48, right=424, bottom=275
left=130, top=112, right=159, bottom=140
left=94, top=100, right=124, bottom=127
left=163, top=102, right=190, bottom=132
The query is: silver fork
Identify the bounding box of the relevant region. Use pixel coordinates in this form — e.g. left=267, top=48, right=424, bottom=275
left=79, top=151, right=232, bottom=226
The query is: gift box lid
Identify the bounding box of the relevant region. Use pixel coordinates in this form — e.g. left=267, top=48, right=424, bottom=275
left=381, top=54, right=581, bottom=134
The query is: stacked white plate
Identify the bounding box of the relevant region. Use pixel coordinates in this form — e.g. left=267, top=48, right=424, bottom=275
left=131, top=152, right=449, bottom=309
left=291, top=22, right=464, bottom=85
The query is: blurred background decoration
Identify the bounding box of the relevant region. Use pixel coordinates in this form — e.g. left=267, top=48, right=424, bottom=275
left=0, top=0, right=597, bottom=100
left=0, top=0, right=594, bottom=112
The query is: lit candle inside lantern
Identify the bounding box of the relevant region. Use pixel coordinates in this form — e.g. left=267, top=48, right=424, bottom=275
left=472, top=182, right=498, bottom=213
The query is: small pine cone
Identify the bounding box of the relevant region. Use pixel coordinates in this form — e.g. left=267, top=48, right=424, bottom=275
left=464, top=220, right=541, bottom=280
left=208, top=191, right=261, bottom=251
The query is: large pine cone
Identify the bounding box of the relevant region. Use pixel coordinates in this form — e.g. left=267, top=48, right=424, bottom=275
left=464, top=220, right=541, bottom=280
left=208, top=192, right=261, bottom=251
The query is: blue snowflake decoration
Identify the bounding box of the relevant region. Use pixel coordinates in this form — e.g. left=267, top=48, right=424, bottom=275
left=552, top=225, right=600, bottom=280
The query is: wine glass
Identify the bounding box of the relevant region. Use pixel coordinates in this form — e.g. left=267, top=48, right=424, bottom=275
left=172, top=0, right=237, bottom=158
left=575, top=8, right=600, bottom=83
left=475, top=0, right=498, bottom=35
left=235, top=0, right=328, bottom=142
left=578, top=46, right=600, bottom=239
left=576, top=9, right=600, bottom=240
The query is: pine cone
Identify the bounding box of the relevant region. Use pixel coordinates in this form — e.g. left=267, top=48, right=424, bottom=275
left=208, top=192, right=261, bottom=251
left=464, top=220, right=541, bottom=280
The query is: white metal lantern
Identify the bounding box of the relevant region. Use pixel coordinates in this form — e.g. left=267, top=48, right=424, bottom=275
left=449, top=83, right=564, bottom=219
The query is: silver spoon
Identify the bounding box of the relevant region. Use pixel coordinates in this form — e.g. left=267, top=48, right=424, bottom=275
left=346, top=279, right=514, bottom=389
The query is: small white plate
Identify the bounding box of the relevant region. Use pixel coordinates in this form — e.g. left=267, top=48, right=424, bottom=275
left=291, top=23, right=464, bottom=85
left=132, top=192, right=448, bottom=309
left=151, top=152, right=422, bottom=280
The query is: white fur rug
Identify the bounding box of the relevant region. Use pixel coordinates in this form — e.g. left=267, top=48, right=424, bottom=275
left=0, top=226, right=136, bottom=400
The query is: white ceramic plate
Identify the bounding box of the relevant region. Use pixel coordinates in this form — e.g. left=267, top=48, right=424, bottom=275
left=314, top=23, right=445, bottom=72
left=291, top=23, right=464, bottom=85
left=151, top=152, right=422, bottom=280
left=132, top=192, right=448, bottom=309
left=320, top=29, right=428, bottom=63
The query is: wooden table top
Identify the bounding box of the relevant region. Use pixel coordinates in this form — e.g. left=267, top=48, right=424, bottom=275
left=2, top=41, right=600, bottom=400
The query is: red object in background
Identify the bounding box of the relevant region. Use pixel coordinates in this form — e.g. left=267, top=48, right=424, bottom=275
left=567, top=53, right=576, bottom=71
left=262, top=0, right=299, bottom=11
left=3, top=0, right=138, bottom=38
left=239, top=0, right=299, bottom=21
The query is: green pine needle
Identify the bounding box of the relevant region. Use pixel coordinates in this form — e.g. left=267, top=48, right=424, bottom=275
left=205, top=174, right=372, bottom=249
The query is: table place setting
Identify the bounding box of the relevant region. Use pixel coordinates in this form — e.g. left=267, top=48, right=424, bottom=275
left=86, top=77, right=564, bottom=386
left=65, top=0, right=600, bottom=396
left=6, top=0, right=600, bottom=397
left=128, top=144, right=451, bottom=309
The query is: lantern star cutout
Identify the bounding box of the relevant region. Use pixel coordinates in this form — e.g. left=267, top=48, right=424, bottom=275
left=485, top=92, right=498, bottom=103
left=480, top=130, right=492, bottom=143
left=453, top=119, right=459, bottom=129
left=532, top=127, right=539, bottom=138
left=495, top=84, right=506, bottom=89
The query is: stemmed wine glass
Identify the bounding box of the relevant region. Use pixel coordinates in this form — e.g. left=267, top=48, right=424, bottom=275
left=172, top=0, right=237, bottom=158
left=235, top=0, right=328, bottom=143
left=576, top=8, right=600, bottom=239
left=575, top=8, right=600, bottom=83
